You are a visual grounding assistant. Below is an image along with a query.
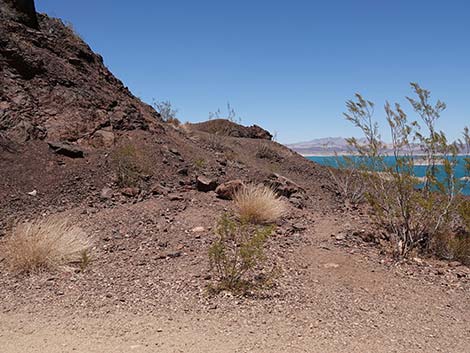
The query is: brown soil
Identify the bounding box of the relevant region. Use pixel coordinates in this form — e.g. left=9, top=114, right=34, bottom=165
left=0, top=2, right=469, bottom=352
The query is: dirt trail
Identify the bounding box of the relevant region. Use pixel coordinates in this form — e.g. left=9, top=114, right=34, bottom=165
left=1, top=216, right=468, bottom=353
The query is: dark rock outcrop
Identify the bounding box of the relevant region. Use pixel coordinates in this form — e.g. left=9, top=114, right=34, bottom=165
left=2, top=0, right=39, bottom=29
left=0, top=0, right=161, bottom=146
left=188, top=119, right=272, bottom=140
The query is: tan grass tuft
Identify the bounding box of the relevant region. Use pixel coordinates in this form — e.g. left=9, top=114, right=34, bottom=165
left=2, top=217, right=92, bottom=273
left=233, top=184, right=286, bottom=224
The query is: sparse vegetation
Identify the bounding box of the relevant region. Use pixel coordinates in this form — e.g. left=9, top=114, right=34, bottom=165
left=206, top=133, right=225, bottom=151
left=2, top=217, right=92, bottom=273
left=327, top=156, right=366, bottom=205
left=233, top=184, right=286, bottom=224
left=343, top=83, right=470, bottom=258
left=111, top=143, right=150, bottom=188
left=208, top=214, right=274, bottom=292
left=194, top=158, right=206, bottom=169
left=209, top=102, right=241, bottom=124
left=256, top=143, right=282, bottom=161
left=153, top=100, right=180, bottom=126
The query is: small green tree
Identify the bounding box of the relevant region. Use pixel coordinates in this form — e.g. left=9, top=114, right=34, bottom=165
left=208, top=214, right=274, bottom=292
left=344, top=83, right=470, bottom=257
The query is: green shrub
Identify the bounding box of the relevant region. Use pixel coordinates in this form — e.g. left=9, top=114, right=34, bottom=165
left=343, top=83, right=470, bottom=258
left=111, top=143, right=150, bottom=188
left=208, top=214, right=274, bottom=293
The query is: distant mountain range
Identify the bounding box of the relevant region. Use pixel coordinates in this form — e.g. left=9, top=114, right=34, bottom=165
left=286, top=137, right=427, bottom=156
left=286, top=137, right=367, bottom=156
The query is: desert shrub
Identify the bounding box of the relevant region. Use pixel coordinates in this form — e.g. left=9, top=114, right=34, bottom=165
left=459, top=199, right=470, bottom=232
left=154, top=100, right=180, bottom=126
left=194, top=158, right=206, bottom=169
left=233, top=184, right=286, bottom=224
left=208, top=214, right=274, bottom=292
left=209, top=102, right=241, bottom=124
left=223, top=150, right=239, bottom=162
left=327, top=156, right=367, bottom=205
left=433, top=232, right=470, bottom=265
left=448, top=235, right=470, bottom=265
left=111, top=143, right=150, bottom=188
left=206, top=133, right=225, bottom=151
left=2, top=217, right=92, bottom=273
left=343, top=83, right=470, bottom=257
left=256, top=143, right=282, bottom=161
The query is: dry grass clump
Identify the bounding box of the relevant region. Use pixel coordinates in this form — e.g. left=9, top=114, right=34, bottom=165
left=233, top=184, right=286, bottom=224
left=2, top=217, right=92, bottom=273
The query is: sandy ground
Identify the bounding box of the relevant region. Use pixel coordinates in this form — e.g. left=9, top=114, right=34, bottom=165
left=1, top=216, right=468, bottom=353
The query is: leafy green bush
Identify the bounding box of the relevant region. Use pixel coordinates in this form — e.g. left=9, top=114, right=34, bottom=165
left=343, top=83, right=470, bottom=258
left=208, top=214, right=274, bottom=293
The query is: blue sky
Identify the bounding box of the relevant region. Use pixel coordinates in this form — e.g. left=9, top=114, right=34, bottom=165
left=36, top=0, right=470, bottom=143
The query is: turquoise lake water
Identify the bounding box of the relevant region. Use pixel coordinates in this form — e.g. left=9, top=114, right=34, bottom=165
left=307, top=155, right=470, bottom=196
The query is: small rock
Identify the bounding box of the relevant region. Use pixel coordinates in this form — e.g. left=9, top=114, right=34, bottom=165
left=196, top=176, right=218, bottom=192
left=168, top=193, right=184, bottom=201
left=335, top=234, right=346, bottom=241
left=121, top=187, right=139, bottom=197
left=323, top=263, right=340, bottom=269
left=27, top=190, right=37, bottom=196
left=169, top=148, right=180, bottom=156
left=151, top=184, right=169, bottom=195
left=448, top=261, right=462, bottom=268
left=177, top=167, right=189, bottom=176
left=191, top=226, right=205, bottom=233
left=292, top=223, right=307, bottom=231
left=215, top=180, right=244, bottom=200
left=100, top=187, right=113, bottom=199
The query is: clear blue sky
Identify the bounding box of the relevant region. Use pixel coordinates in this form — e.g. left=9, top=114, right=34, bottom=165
left=36, top=0, right=470, bottom=143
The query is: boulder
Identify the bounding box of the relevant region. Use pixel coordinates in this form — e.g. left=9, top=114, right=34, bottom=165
left=92, top=129, right=115, bottom=147
left=47, top=141, right=84, bottom=158
left=264, top=173, right=304, bottom=198
left=100, top=187, right=113, bottom=199
left=3, top=0, right=39, bottom=29
left=196, top=176, right=218, bottom=192
left=215, top=180, right=244, bottom=200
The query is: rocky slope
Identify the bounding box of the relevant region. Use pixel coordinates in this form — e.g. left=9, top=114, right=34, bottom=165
left=0, top=2, right=469, bottom=352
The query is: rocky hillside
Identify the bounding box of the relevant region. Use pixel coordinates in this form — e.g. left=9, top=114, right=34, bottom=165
left=1, top=2, right=469, bottom=352
left=0, top=0, right=336, bottom=230
left=0, top=0, right=160, bottom=147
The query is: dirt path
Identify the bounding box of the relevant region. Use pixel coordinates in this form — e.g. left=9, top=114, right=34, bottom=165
left=1, top=216, right=469, bottom=353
